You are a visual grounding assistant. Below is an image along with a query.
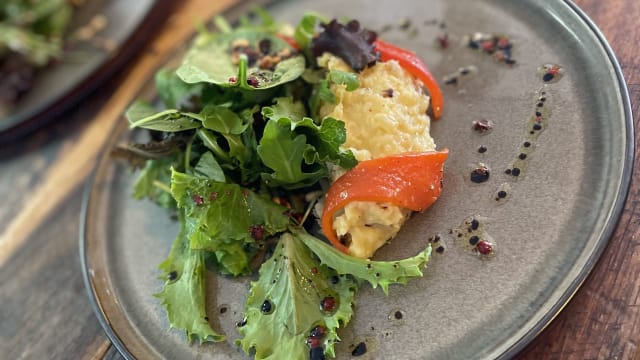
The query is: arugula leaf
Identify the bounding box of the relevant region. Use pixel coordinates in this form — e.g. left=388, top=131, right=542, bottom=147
left=155, top=209, right=225, bottom=343
left=261, top=100, right=357, bottom=171
left=126, top=101, right=202, bottom=132
left=294, top=229, right=432, bottom=295
left=176, top=29, right=305, bottom=90
left=237, top=232, right=358, bottom=359
left=170, top=170, right=290, bottom=275
left=293, top=117, right=357, bottom=169
left=257, top=118, right=326, bottom=189
left=199, top=105, right=250, bottom=134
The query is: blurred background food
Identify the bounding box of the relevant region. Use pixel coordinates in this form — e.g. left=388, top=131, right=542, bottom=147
left=0, top=0, right=85, bottom=113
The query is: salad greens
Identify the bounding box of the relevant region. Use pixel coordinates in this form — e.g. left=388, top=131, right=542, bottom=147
left=119, top=11, right=434, bottom=359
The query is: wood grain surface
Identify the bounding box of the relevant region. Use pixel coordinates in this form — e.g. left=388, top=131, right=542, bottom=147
left=0, top=0, right=637, bottom=359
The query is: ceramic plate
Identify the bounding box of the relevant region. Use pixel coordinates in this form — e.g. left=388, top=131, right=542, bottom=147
left=0, top=0, right=169, bottom=141
left=81, top=0, right=633, bottom=359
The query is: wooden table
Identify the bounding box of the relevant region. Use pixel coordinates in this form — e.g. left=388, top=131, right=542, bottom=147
left=0, top=1, right=637, bottom=359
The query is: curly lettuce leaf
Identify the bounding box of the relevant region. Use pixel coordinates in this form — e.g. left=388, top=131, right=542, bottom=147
left=176, top=28, right=304, bottom=90
left=170, top=170, right=290, bottom=275
left=294, top=229, right=432, bottom=295
left=155, top=209, right=225, bottom=343
left=237, top=232, right=358, bottom=359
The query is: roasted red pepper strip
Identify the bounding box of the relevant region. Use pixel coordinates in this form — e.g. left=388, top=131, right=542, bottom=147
left=321, top=150, right=448, bottom=254
left=374, top=39, right=443, bottom=120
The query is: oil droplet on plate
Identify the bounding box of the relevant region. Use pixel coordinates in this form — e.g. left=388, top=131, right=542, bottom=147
left=492, top=183, right=512, bottom=205
left=450, top=216, right=497, bottom=258
left=538, top=63, right=564, bottom=83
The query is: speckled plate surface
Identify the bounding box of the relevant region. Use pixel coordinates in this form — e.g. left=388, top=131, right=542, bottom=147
left=0, top=0, right=168, bottom=142
left=81, top=0, right=632, bottom=359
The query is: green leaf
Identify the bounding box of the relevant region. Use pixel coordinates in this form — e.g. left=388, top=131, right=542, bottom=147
left=257, top=119, right=326, bottom=189
left=328, top=70, right=359, bottom=91
left=237, top=232, right=358, bottom=359
left=155, top=68, right=206, bottom=109
left=257, top=98, right=357, bottom=188
left=293, top=12, right=328, bottom=50
left=170, top=170, right=290, bottom=275
left=193, top=152, right=225, bottom=182
left=126, top=101, right=201, bottom=132
left=261, top=97, right=307, bottom=123
left=132, top=157, right=179, bottom=208
left=294, top=229, right=432, bottom=295
left=199, top=105, right=250, bottom=134
left=293, top=117, right=357, bottom=169
left=176, top=29, right=305, bottom=90
left=155, top=209, right=225, bottom=343
left=309, top=79, right=335, bottom=119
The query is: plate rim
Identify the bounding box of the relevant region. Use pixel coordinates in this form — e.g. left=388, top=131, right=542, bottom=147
left=495, top=0, right=634, bottom=357
left=79, top=0, right=635, bottom=359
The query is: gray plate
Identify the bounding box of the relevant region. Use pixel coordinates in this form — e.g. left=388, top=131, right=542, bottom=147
left=81, top=0, right=633, bottom=359
left=0, top=0, right=167, bottom=141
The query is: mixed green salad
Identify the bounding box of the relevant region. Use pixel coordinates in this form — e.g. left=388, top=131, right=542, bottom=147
left=117, top=10, right=436, bottom=360
left=0, top=0, right=76, bottom=109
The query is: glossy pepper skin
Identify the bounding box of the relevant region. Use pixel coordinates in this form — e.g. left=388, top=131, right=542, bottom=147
left=374, top=39, right=444, bottom=120
left=321, top=150, right=449, bottom=254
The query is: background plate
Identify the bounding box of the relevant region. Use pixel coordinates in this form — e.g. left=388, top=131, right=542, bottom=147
left=0, top=0, right=170, bottom=142
left=81, top=0, right=632, bottom=359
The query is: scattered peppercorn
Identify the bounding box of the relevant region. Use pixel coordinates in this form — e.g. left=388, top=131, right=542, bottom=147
left=476, top=240, right=493, bottom=255
left=472, top=118, right=493, bottom=132
left=437, top=33, right=449, bottom=49
left=261, top=300, right=273, bottom=314
left=381, top=88, right=394, bottom=98
left=168, top=271, right=178, bottom=281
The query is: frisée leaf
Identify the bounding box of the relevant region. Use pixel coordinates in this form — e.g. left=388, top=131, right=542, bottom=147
left=294, top=229, right=432, bottom=295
